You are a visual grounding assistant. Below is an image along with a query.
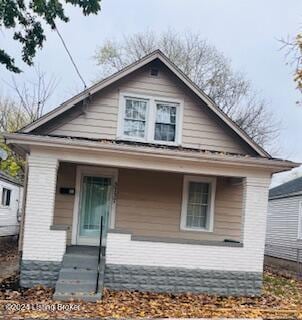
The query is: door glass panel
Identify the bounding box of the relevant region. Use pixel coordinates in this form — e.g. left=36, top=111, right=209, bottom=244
left=79, top=176, right=111, bottom=239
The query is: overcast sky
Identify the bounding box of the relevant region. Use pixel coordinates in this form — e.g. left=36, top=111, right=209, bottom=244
left=1, top=0, right=302, bottom=185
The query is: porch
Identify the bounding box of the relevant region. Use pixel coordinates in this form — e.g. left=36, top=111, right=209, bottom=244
left=53, top=162, right=245, bottom=246
left=16, top=141, right=277, bottom=297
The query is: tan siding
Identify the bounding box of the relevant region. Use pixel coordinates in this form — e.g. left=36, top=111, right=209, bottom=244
left=50, top=65, right=249, bottom=155
left=53, top=163, right=244, bottom=244
left=53, top=162, right=76, bottom=243
left=115, top=169, right=243, bottom=241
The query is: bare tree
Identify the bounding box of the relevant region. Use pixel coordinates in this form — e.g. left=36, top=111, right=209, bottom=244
left=94, top=30, right=279, bottom=151
left=6, top=66, right=58, bottom=122
left=0, top=68, right=57, bottom=177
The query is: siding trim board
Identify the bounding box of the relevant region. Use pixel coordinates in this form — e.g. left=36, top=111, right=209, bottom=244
left=130, top=235, right=243, bottom=247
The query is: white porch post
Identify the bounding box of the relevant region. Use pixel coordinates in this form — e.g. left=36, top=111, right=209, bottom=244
left=241, top=175, right=271, bottom=269
left=22, top=154, right=66, bottom=262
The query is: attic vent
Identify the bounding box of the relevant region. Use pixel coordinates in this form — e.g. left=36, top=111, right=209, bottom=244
left=150, top=67, right=159, bottom=76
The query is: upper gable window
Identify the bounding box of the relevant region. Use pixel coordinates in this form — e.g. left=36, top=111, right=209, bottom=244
left=124, top=98, right=148, bottom=138
left=118, top=93, right=182, bottom=145
left=155, top=103, right=177, bottom=142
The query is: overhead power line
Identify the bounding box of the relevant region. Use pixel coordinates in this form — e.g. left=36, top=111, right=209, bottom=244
left=54, top=24, right=87, bottom=90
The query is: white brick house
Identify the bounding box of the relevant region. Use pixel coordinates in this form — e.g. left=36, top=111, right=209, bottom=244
left=5, top=50, right=297, bottom=300
left=0, top=171, right=23, bottom=238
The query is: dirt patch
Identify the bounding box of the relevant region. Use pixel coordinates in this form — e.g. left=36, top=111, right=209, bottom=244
left=265, top=257, right=302, bottom=279
left=0, top=239, right=20, bottom=283
left=0, top=268, right=301, bottom=319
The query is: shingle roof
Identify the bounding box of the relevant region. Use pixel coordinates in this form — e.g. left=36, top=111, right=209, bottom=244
left=269, top=176, right=302, bottom=199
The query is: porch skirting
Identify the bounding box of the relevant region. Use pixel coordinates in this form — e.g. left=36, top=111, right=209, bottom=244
left=104, top=264, right=262, bottom=296
left=20, top=260, right=62, bottom=288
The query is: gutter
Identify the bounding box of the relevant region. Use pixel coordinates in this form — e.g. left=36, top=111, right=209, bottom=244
left=4, top=133, right=299, bottom=173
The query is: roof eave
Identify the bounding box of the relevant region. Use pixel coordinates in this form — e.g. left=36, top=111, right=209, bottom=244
left=269, top=191, right=302, bottom=200
left=4, top=133, right=299, bottom=173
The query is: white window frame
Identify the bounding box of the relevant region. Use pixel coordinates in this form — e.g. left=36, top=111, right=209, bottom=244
left=298, top=201, right=302, bottom=240
left=117, top=92, right=183, bottom=146
left=180, top=175, right=216, bottom=232
left=1, top=187, right=12, bottom=208
left=118, top=95, right=150, bottom=142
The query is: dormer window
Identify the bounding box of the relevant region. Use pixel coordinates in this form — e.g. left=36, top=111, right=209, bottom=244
left=155, top=102, right=177, bottom=142
left=118, top=93, right=183, bottom=146
left=123, top=98, right=148, bottom=138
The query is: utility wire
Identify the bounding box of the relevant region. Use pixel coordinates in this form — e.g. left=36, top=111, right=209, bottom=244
left=54, top=24, right=87, bottom=90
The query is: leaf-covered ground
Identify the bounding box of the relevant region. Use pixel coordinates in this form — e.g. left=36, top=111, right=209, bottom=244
left=0, top=239, right=19, bottom=283
left=0, top=268, right=301, bottom=319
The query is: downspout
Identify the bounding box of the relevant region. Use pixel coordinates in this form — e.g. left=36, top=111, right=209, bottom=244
left=16, top=153, right=29, bottom=285
left=18, top=154, right=28, bottom=254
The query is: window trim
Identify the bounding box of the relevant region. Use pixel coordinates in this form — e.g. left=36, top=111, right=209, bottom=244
left=119, top=95, right=150, bottom=142
left=1, top=187, right=12, bottom=208
left=180, top=175, right=216, bottom=232
left=117, top=92, right=183, bottom=146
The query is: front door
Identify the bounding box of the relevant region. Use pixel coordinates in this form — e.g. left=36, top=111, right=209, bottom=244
left=77, top=175, right=112, bottom=245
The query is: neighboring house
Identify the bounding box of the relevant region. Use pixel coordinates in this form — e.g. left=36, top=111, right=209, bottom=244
left=266, top=177, right=302, bottom=264
left=0, top=171, right=23, bottom=238
left=4, top=50, right=298, bottom=301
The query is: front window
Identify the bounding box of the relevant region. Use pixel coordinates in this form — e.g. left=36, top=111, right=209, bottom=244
left=119, top=93, right=182, bottom=145
left=1, top=188, right=11, bottom=207
left=181, top=176, right=216, bottom=231
left=155, top=103, right=177, bottom=142
left=123, top=98, right=147, bottom=138
left=186, top=182, right=210, bottom=229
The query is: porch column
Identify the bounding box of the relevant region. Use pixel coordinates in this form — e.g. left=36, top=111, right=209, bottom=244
left=21, top=154, right=66, bottom=287
left=242, top=175, right=271, bottom=269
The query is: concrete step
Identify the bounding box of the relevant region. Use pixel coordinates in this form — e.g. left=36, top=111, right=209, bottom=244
left=54, top=245, right=105, bottom=302
left=55, top=279, right=103, bottom=293
left=53, top=291, right=102, bottom=302
left=62, top=254, right=98, bottom=269
left=65, top=245, right=99, bottom=256
left=59, top=268, right=98, bottom=281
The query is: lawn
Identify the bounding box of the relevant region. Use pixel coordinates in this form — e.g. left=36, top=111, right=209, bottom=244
left=0, top=267, right=301, bottom=319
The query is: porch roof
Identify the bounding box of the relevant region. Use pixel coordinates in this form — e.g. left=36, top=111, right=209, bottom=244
left=4, top=133, right=299, bottom=174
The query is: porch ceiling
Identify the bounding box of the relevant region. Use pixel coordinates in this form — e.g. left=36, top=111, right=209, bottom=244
left=4, top=133, right=299, bottom=175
